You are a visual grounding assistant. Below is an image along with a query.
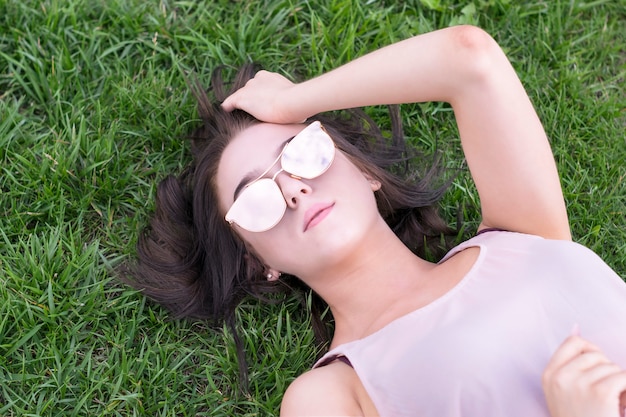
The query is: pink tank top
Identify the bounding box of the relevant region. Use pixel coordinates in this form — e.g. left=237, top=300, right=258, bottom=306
left=314, top=231, right=626, bottom=416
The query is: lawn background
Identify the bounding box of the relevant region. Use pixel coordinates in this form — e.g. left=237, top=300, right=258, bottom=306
left=1, top=0, right=624, bottom=415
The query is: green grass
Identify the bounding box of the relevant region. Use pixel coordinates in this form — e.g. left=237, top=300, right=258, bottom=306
left=1, top=0, right=624, bottom=415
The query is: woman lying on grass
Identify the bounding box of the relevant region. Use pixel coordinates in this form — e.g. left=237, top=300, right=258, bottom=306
left=124, top=25, right=626, bottom=416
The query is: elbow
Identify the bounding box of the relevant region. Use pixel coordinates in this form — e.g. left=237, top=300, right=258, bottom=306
left=448, top=25, right=506, bottom=82
left=452, top=25, right=495, bottom=52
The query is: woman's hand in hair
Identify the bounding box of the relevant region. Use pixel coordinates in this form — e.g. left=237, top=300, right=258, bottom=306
left=221, top=70, right=307, bottom=124
left=542, top=334, right=626, bottom=417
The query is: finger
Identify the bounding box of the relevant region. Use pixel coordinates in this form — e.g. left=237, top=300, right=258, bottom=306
left=567, top=351, right=614, bottom=372
left=576, top=362, right=624, bottom=387
left=221, top=93, right=238, bottom=112
left=547, top=336, right=603, bottom=370
left=544, top=352, right=613, bottom=391
left=222, top=76, right=258, bottom=112
left=543, top=336, right=604, bottom=385
left=595, top=370, right=626, bottom=399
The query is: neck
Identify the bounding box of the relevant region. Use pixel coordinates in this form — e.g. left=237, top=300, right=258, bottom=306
left=301, top=219, right=436, bottom=346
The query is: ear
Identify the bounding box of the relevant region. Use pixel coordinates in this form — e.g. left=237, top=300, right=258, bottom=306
left=369, top=178, right=381, bottom=191
left=362, top=172, right=381, bottom=191
left=265, top=268, right=282, bottom=282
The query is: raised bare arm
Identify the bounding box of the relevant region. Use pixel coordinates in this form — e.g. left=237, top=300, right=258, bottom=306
left=223, top=25, right=571, bottom=243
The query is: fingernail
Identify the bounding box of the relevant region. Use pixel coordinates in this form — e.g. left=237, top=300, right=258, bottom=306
left=571, top=323, right=580, bottom=336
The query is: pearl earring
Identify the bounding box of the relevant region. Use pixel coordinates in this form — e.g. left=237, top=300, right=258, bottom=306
left=265, top=271, right=282, bottom=280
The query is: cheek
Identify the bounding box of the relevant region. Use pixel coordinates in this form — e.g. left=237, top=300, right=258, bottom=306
left=326, top=154, right=375, bottom=196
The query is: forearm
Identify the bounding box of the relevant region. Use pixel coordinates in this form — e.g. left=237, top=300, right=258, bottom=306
left=287, top=25, right=501, bottom=119
left=221, top=25, right=511, bottom=124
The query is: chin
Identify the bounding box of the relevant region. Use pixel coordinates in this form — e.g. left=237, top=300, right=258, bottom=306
left=318, top=221, right=375, bottom=260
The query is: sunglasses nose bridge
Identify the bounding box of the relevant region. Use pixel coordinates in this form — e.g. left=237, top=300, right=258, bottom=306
left=271, top=167, right=285, bottom=181
left=271, top=167, right=303, bottom=182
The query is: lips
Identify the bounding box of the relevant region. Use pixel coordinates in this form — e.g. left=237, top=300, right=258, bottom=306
left=303, top=203, right=335, bottom=232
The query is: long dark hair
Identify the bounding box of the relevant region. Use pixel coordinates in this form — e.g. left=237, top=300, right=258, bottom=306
left=120, top=63, right=457, bottom=388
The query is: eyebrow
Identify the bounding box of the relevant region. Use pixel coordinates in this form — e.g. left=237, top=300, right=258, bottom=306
left=232, top=137, right=293, bottom=200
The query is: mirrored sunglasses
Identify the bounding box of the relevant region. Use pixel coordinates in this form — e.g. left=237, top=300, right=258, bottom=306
left=225, top=121, right=336, bottom=232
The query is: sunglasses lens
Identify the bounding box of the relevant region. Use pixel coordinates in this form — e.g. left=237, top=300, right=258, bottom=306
left=225, top=179, right=286, bottom=232
left=281, top=121, right=335, bottom=179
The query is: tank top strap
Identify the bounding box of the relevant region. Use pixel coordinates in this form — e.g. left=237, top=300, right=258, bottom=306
left=314, top=353, right=353, bottom=369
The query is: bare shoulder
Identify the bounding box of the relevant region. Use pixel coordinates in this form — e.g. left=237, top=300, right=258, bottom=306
left=280, top=361, right=376, bottom=417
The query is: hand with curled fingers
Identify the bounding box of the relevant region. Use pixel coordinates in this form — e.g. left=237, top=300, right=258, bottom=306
left=542, top=333, right=626, bottom=417
left=221, top=70, right=307, bottom=124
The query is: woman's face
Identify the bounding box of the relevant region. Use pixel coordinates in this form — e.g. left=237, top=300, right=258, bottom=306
left=216, top=122, right=382, bottom=279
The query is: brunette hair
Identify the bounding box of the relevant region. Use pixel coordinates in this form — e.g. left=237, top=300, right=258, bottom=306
left=121, top=64, right=457, bottom=387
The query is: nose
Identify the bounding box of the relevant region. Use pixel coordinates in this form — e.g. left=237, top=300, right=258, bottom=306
left=275, top=172, right=312, bottom=208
